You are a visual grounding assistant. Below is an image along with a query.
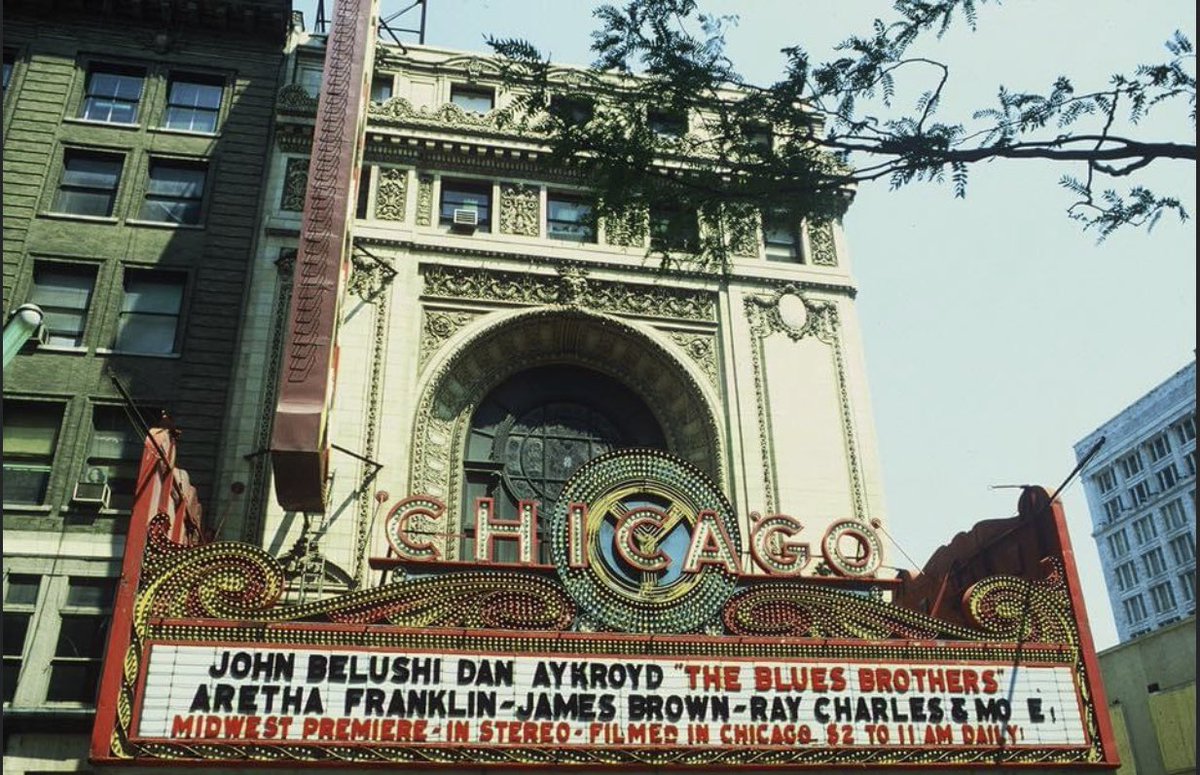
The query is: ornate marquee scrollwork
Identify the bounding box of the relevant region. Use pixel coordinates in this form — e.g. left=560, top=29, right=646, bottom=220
left=373, top=167, right=408, bottom=221
left=498, top=182, right=540, bottom=236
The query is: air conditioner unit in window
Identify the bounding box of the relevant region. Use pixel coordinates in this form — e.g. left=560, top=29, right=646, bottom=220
left=451, top=208, right=479, bottom=231
left=72, top=467, right=111, bottom=508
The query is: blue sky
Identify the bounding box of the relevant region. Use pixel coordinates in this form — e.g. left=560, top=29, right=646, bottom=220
left=305, top=0, right=1196, bottom=649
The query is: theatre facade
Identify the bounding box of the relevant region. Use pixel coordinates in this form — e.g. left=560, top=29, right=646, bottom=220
left=87, top=0, right=1117, bottom=770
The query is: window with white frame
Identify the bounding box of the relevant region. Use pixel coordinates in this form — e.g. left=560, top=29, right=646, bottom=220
left=1157, top=463, right=1181, bottom=492
left=1144, top=547, right=1168, bottom=577
left=1169, top=533, right=1195, bottom=565
left=1133, top=515, right=1159, bottom=544
left=1102, top=497, right=1123, bottom=523
left=1147, top=433, right=1172, bottom=463
left=1128, top=480, right=1152, bottom=507
left=1149, top=581, right=1177, bottom=615
left=53, top=150, right=123, bottom=217
left=114, top=270, right=185, bottom=354
left=139, top=159, right=207, bottom=224
left=163, top=73, right=223, bottom=133
left=80, top=63, right=145, bottom=124
left=2, top=400, right=65, bottom=505
left=1096, top=468, right=1117, bottom=494
left=29, top=262, right=96, bottom=347
left=1107, top=529, right=1130, bottom=558
left=1175, top=414, right=1196, bottom=446
left=1161, top=498, right=1188, bottom=531
left=1122, top=594, right=1148, bottom=623
left=1180, top=570, right=1195, bottom=603
left=1119, top=451, right=1144, bottom=479
left=2, top=575, right=41, bottom=703
left=1114, top=560, right=1139, bottom=592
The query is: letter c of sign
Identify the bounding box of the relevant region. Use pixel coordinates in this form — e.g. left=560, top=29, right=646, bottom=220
left=614, top=508, right=671, bottom=572
left=384, top=495, right=445, bottom=561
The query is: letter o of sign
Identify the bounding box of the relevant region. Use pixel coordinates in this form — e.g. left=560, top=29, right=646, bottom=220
left=820, top=519, right=883, bottom=578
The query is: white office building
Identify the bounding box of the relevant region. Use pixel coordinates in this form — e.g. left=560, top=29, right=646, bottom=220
left=1075, top=360, right=1196, bottom=642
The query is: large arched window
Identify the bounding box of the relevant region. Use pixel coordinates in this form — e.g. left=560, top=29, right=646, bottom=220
left=462, top=365, right=667, bottom=562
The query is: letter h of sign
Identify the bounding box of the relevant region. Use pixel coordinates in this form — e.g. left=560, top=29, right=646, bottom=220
left=474, top=498, right=538, bottom=564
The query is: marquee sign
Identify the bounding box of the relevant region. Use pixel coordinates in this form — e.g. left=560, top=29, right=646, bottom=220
left=91, top=441, right=1117, bottom=768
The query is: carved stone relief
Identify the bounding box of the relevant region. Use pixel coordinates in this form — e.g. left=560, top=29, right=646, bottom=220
left=347, top=251, right=396, bottom=301
left=276, top=83, right=319, bottom=115
left=415, top=174, right=434, bottom=226
left=667, top=332, right=720, bottom=387
left=373, top=168, right=408, bottom=221
left=280, top=158, right=309, bottom=212
left=419, top=309, right=482, bottom=369
left=743, top=285, right=865, bottom=522
left=422, top=265, right=716, bottom=322
left=603, top=204, right=647, bottom=248
left=727, top=210, right=761, bottom=258
left=807, top=218, right=838, bottom=266
left=498, top=183, right=540, bottom=236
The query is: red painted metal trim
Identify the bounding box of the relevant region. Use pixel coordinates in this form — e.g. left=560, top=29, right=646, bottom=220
left=270, top=0, right=377, bottom=513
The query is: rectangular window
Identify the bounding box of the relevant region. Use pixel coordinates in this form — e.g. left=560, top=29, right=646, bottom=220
left=138, top=159, right=206, bottom=225
left=1096, top=469, right=1117, bottom=494
left=1180, top=570, right=1195, bottom=603
left=1169, top=533, right=1194, bottom=565
left=114, top=270, right=185, bottom=355
left=86, top=406, right=153, bottom=511
left=762, top=209, right=799, bottom=261
left=47, top=577, right=116, bottom=704
left=647, top=108, right=687, bottom=137
left=650, top=205, right=699, bottom=252
left=163, top=73, right=223, bottom=133
left=1107, top=529, right=1130, bottom=558
left=1144, top=547, right=1168, bottom=577
left=1114, top=560, right=1139, bottom=592
left=29, top=262, right=97, bottom=347
left=3, top=575, right=40, bottom=704
left=1129, top=480, right=1152, bottom=507
left=80, top=64, right=144, bottom=123
left=1174, top=415, right=1196, bottom=446
left=3, top=50, right=14, bottom=91
left=549, top=95, right=593, bottom=126
left=2, top=401, right=65, bottom=505
left=1119, top=451, right=1144, bottom=479
left=370, top=74, right=393, bottom=103
left=1134, top=515, right=1159, bottom=544
left=546, top=193, right=594, bottom=242
left=1102, top=497, right=1123, bottom=523
left=743, top=123, right=773, bottom=152
left=439, top=179, right=491, bottom=230
left=53, top=150, right=123, bottom=217
left=1186, top=450, right=1197, bottom=478
left=1149, top=581, right=1177, bottom=614
left=1156, top=463, right=1180, bottom=492
left=450, top=84, right=494, bottom=113
left=1147, top=433, right=1172, bottom=463
left=297, top=65, right=322, bottom=96
left=1162, top=499, right=1188, bottom=531
left=1122, top=594, right=1148, bottom=623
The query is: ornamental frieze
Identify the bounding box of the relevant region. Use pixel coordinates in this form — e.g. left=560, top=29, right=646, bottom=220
left=422, top=265, right=717, bottom=322
left=276, top=83, right=319, bottom=116
left=280, top=157, right=309, bottom=212
left=807, top=218, right=839, bottom=266
left=414, top=173, right=435, bottom=226
left=418, top=308, right=482, bottom=368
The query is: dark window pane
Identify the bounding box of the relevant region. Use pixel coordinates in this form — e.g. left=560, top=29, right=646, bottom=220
left=371, top=75, right=393, bottom=103
left=31, top=263, right=96, bottom=346
left=66, top=578, right=117, bottom=608
left=3, top=402, right=63, bottom=504
left=547, top=196, right=594, bottom=242
left=5, top=575, right=40, bottom=606
left=55, top=153, right=122, bottom=216
left=450, top=86, right=493, bottom=113
left=439, top=182, right=491, bottom=227
left=549, top=95, right=593, bottom=126
left=3, top=659, right=20, bottom=703
left=2, top=613, right=31, bottom=656
left=54, top=615, right=109, bottom=659
left=115, top=273, right=184, bottom=354
left=648, top=110, right=686, bottom=137
left=46, top=660, right=103, bottom=703
left=139, top=161, right=206, bottom=224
